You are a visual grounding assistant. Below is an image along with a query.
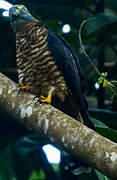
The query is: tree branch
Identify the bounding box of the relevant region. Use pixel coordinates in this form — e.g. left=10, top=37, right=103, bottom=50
left=0, top=72, right=117, bottom=179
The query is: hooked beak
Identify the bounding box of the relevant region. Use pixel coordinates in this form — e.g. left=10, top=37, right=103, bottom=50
left=9, top=5, right=24, bottom=22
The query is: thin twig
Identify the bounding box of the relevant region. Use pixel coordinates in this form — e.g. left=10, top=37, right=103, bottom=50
left=78, top=19, right=117, bottom=97
left=79, top=19, right=101, bottom=76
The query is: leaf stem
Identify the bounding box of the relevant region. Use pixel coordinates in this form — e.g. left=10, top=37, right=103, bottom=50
left=79, top=19, right=117, bottom=97
left=79, top=19, right=101, bottom=77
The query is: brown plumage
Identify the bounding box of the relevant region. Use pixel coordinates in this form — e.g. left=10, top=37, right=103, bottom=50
left=9, top=4, right=94, bottom=127
left=16, top=21, right=68, bottom=102
left=9, top=5, right=94, bottom=175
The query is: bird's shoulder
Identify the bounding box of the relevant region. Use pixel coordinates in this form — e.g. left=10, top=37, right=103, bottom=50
left=35, top=21, right=88, bottom=95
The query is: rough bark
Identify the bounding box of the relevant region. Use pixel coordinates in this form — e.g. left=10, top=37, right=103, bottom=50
left=0, top=72, right=117, bottom=179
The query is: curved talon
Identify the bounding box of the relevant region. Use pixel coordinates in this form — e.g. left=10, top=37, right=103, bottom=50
left=40, top=94, right=52, bottom=104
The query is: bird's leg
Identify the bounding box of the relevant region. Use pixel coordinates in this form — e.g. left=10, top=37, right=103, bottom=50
left=20, top=83, right=27, bottom=90
left=17, top=71, right=28, bottom=91
left=18, top=83, right=30, bottom=94
left=40, top=87, right=55, bottom=104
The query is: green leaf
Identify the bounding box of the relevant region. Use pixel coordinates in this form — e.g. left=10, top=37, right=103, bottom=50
left=110, top=80, right=117, bottom=84
left=0, top=146, right=17, bottom=180
left=28, top=170, right=46, bottom=180
left=96, top=127, right=117, bottom=143
left=101, top=73, right=105, bottom=77
left=90, top=117, right=109, bottom=128
left=95, top=170, right=111, bottom=180
left=78, top=169, right=99, bottom=180
left=101, top=72, right=107, bottom=78
left=98, top=77, right=104, bottom=84
left=98, top=78, right=103, bottom=84
left=81, top=13, right=117, bottom=41
left=15, top=135, right=50, bottom=156
left=104, top=72, right=107, bottom=77
left=89, top=108, right=117, bottom=130
left=90, top=116, right=117, bottom=143
left=103, top=79, right=108, bottom=87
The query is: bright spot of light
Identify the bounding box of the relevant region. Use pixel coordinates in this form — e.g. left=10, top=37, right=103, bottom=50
left=95, top=82, right=100, bottom=90
left=2, top=10, right=9, bottom=17
left=0, top=0, right=13, bottom=11
left=42, top=144, right=61, bottom=164
left=62, top=24, right=71, bottom=33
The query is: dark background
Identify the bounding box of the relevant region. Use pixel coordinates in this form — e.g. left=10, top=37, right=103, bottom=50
left=0, top=0, right=117, bottom=179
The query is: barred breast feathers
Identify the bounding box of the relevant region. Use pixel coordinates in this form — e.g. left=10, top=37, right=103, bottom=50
left=16, top=21, right=68, bottom=98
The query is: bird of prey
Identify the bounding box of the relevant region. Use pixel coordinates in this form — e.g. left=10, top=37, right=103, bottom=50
left=9, top=5, right=94, bottom=174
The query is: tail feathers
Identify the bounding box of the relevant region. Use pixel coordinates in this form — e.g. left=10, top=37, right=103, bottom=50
left=80, top=112, right=95, bottom=130
left=61, top=151, right=92, bottom=175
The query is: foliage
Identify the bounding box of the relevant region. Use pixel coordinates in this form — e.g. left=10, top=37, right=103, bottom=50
left=81, top=13, right=117, bottom=42
left=0, top=0, right=117, bottom=179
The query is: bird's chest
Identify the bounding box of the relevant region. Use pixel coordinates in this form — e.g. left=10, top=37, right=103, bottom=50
left=16, top=30, right=67, bottom=97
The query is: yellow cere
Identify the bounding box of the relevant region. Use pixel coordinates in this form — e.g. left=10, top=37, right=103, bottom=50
left=16, top=9, right=20, bottom=13
left=17, top=5, right=23, bottom=10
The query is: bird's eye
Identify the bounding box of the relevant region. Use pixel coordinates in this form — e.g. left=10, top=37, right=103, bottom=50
left=22, top=8, right=26, bottom=13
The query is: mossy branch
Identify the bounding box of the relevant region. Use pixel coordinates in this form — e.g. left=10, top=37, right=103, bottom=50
left=0, top=73, right=117, bottom=179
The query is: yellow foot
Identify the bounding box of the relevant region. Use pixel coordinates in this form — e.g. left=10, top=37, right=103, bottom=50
left=19, top=84, right=30, bottom=91
left=40, top=94, right=52, bottom=104
left=20, top=84, right=27, bottom=90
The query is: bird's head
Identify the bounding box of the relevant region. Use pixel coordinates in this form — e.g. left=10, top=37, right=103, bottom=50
left=9, top=5, right=36, bottom=33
